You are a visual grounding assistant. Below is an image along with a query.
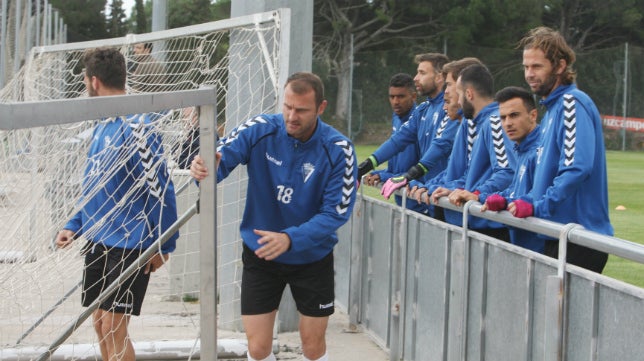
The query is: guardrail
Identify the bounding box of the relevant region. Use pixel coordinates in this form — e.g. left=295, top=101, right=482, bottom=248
left=334, top=185, right=644, bottom=361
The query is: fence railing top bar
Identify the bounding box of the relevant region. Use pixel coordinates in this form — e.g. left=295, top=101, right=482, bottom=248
left=32, top=10, right=284, bottom=55
left=569, top=229, right=644, bottom=264
left=0, top=87, right=217, bottom=130
left=372, top=186, right=644, bottom=266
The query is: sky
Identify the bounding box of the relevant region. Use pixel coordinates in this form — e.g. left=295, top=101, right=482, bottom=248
left=107, top=0, right=136, bottom=18
left=122, top=0, right=135, bottom=17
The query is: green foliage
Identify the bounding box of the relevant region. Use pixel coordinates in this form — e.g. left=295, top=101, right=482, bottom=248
left=543, top=0, right=644, bottom=50
left=134, top=0, right=147, bottom=34
left=168, top=0, right=213, bottom=29
left=107, top=0, right=128, bottom=37
left=50, top=0, right=108, bottom=42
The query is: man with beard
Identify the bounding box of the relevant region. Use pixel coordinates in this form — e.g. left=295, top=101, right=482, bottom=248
left=407, top=57, right=480, bottom=205
left=56, top=47, right=178, bottom=361
left=426, top=63, right=515, bottom=240
left=190, top=72, right=357, bottom=361
left=363, top=73, right=426, bottom=213
left=357, top=53, right=457, bottom=218
left=510, top=26, right=612, bottom=272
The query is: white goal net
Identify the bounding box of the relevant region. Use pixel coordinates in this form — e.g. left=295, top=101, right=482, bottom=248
left=0, top=9, right=288, bottom=360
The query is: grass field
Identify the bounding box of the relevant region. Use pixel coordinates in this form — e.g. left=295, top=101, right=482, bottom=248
left=355, top=146, right=644, bottom=288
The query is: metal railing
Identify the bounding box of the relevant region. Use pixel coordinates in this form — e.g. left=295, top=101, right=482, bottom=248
left=334, top=186, right=644, bottom=361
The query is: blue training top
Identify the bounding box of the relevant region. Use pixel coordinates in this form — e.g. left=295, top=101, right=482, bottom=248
left=216, top=114, right=358, bottom=265
left=522, top=84, right=613, bottom=236
left=65, top=114, right=179, bottom=254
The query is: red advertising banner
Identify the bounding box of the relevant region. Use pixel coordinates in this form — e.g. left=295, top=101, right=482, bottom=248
left=602, top=115, right=644, bottom=133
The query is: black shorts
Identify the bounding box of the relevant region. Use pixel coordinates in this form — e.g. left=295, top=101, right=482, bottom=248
left=81, top=242, right=150, bottom=316
left=241, top=244, right=335, bottom=317
left=544, top=240, right=608, bottom=273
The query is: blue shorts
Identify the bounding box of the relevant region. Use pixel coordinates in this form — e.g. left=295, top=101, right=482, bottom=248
left=241, top=244, right=335, bottom=317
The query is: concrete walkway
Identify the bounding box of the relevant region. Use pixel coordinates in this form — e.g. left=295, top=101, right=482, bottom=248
left=275, top=309, right=389, bottom=360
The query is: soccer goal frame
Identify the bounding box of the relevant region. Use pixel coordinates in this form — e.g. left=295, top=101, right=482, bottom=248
left=0, top=8, right=291, bottom=361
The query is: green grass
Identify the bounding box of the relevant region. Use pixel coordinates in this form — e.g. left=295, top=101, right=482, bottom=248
left=356, top=146, right=644, bottom=288
left=603, top=151, right=644, bottom=287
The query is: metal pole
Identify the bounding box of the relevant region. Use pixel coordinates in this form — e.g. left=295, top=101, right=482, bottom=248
left=0, top=0, right=7, bottom=87
left=35, top=204, right=197, bottom=361
left=36, top=0, right=41, bottom=46
left=13, top=0, right=22, bottom=73
left=53, top=9, right=59, bottom=44
left=347, top=33, right=354, bottom=139
left=621, top=42, right=628, bottom=152
left=151, top=0, right=167, bottom=31
left=26, top=0, right=32, bottom=59
left=151, top=0, right=167, bottom=60
left=198, top=101, right=218, bottom=360
left=42, top=1, right=51, bottom=45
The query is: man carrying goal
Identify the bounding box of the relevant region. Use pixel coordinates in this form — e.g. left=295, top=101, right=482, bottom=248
left=190, top=72, right=357, bottom=361
left=55, top=47, right=179, bottom=361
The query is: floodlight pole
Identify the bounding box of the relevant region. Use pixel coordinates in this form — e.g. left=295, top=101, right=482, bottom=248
left=621, top=42, right=628, bottom=152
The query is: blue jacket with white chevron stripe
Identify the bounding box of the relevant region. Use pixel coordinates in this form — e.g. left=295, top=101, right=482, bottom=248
left=216, top=114, right=357, bottom=265
left=522, top=84, right=613, bottom=236
left=64, top=114, right=179, bottom=254
left=443, top=102, right=516, bottom=228
left=372, top=92, right=458, bottom=183
left=371, top=104, right=427, bottom=213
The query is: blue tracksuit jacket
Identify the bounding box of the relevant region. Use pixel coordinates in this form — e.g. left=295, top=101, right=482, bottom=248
left=372, top=104, right=426, bottom=213
left=216, top=114, right=357, bottom=265
left=372, top=92, right=457, bottom=182
left=65, top=114, right=179, bottom=254
left=438, top=102, right=515, bottom=228
left=492, top=126, right=544, bottom=252
left=521, top=84, right=613, bottom=236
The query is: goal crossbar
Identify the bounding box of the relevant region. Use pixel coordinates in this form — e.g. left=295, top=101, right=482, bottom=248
left=0, top=88, right=217, bottom=129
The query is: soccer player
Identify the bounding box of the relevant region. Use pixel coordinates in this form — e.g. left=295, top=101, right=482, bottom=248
left=513, top=26, right=612, bottom=272
left=363, top=73, right=425, bottom=213
left=481, top=86, right=544, bottom=253
left=55, top=47, right=179, bottom=361
left=408, top=57, right=482, bottom=204
left=427, top=63, right=515, bottom=240
left=190, top=72, right=357, bottom=361
left=357, top=53, right=457, bottom=218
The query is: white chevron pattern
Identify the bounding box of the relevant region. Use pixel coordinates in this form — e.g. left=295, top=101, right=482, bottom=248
left=563, top=94, right=576, bottom=167
left=490, top=115, right=509, bottom=168
left=217, top=116, right=268, bottom=152
left=334, top=140, right=355, bottom=215
left=467, top=118, right=476, bottom=161
left=435, top=115, right=450, bottom=139
left=131, top=116, right=163, bottom=198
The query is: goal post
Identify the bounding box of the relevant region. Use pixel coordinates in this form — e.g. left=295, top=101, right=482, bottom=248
left=0, top=8, right=290, bottom=360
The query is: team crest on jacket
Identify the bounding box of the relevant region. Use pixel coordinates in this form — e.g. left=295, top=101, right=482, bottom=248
left=302, top=162, right=315, bottom=183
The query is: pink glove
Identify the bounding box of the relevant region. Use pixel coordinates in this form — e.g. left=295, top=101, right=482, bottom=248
left=380, top=176, right=408, bottom=199
left=513, top=199, right=533, bottom=218
left=485, top=194, right=507, bottom=211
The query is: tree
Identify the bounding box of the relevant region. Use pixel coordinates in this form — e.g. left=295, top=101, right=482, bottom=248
left=168, top=0, right=213, bottom=28
left=134, top=0, right=147, bottom=33
left=542, top=0, right=644, bottom=50
left=50, top=0, right=108, bottom=42
left=313, top=0, right=446, bottom=130
left=128, top=0, right=220, bottom=33
left=106, top=0, right=128, bottom=37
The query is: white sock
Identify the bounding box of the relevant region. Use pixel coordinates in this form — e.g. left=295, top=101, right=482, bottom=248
left=248, top=352, right=277, bottom=361
left=304, top=351, right=329, bottom=361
